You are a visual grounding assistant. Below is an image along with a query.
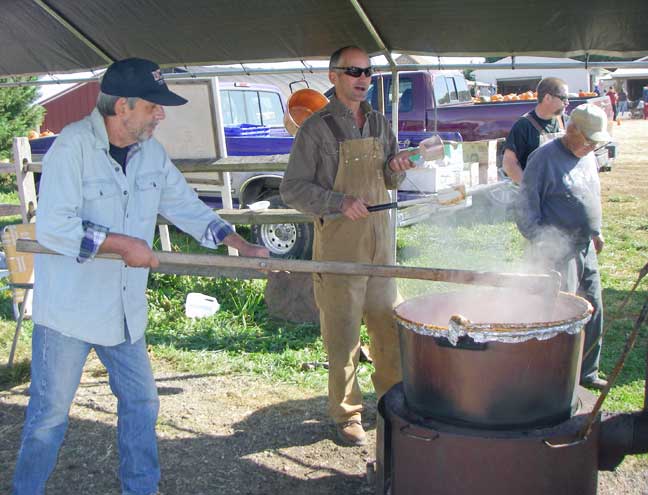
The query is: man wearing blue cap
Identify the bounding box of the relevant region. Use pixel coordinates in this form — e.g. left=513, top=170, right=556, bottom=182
left=12, top=58, right=269, bottom=495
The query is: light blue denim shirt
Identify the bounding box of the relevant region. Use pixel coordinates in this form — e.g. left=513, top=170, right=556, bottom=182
left=34, top=109, right=233, bottom=345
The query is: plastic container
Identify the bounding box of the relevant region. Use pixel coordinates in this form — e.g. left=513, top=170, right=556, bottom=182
left=224, top=124, right=270, bottom=136
left=185, top=292, right=220, bottom=318
left=409, top=135, right=445, bottom=166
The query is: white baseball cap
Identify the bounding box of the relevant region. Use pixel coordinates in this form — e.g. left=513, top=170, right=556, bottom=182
left=569, top=103, right=612, bottom=143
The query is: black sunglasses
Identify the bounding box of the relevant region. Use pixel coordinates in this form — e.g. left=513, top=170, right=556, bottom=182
left=332, top=66, right=374, bottom=78
left=552, top=93, right=569, bottom=103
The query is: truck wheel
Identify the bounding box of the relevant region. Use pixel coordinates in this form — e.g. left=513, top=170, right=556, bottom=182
left=250, top=194, right=313, bottom=260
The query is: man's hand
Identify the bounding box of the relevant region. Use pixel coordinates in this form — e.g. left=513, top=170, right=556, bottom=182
left=592, top=234, right=605, bottom=254
left=223, top=232, right=270, bottom=258
left=238, top=243, right=270, bottom=258
left=100, top=234, right=159, bottom=268
left=389, top=149, right=418, bottom=172
left=341, top=196, right=369, bottom=220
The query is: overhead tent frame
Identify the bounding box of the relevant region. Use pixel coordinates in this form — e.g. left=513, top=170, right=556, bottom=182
left=3, top=0, right=647, bottom=258
left=2, top=0, right=648, bottom=79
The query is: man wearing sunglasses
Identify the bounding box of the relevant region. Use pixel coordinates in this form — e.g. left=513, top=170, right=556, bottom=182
left=515, top=103, right=611, bottom=391
left=503, top=77, right=569, bottom=184
left=281, top=46, right=415, bottom=446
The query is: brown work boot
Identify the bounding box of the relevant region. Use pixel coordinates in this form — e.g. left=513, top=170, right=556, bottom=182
left=335, top=420, right=367, bottom=446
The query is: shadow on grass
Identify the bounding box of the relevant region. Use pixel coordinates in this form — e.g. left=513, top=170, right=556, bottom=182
left=599, top=287, right=648, bottom=388
left=0, top=394, right=369, bottom=495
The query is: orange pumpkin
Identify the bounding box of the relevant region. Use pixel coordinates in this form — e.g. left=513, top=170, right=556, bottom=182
left=27, top=130, right=39, bottom=140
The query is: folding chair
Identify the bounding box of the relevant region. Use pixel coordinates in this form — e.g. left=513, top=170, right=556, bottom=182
left=1, top=223, right=36, bottom=368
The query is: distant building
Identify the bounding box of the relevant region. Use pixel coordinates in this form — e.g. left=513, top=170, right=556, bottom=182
left=609, top=56, right=648, bottom=101
left=473, top=56, right=603, bottom=95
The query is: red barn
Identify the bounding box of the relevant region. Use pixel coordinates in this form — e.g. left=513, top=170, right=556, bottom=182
left=40, top=81, right=100, bottom=134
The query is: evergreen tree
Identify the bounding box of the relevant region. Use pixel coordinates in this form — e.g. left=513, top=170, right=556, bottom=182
left=0, top=78, right=44, bottom=160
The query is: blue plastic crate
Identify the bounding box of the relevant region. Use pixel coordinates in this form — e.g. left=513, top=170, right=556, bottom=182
left=224, top=124, right=270, bottom=136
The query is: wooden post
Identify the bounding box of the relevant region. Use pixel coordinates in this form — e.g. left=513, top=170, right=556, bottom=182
left=158, top=224, right=172, bottom=251
left=13, top=137, right=37, bottom=224
left=210, top=76, right=238, bottom=256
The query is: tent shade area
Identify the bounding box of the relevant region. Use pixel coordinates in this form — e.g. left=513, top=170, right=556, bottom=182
left=1, top=0, right=647, bottom=79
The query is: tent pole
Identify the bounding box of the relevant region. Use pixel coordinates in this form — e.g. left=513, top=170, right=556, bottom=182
left=31, top=0, right=114, bottom=63
left=347, top=0, right=396, bottom=67
left=347, top=0, right=400, bottom=263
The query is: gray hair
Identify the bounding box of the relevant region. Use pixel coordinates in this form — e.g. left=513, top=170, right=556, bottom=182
left=96, top=91, right=139, bottom=116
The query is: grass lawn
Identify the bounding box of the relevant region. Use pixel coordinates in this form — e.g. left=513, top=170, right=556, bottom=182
left=1, top=120, right=647, bottom=417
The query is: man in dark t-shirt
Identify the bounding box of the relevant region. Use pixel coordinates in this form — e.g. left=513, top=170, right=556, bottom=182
left=502, top=77, right=568, bottom=183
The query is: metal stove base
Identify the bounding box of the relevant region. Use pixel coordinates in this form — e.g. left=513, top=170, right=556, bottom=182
left=377, top=383, right=600, bottom=495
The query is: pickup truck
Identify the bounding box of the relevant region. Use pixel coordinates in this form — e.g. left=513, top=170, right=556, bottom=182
left=368, top=71, right=616, bottom=167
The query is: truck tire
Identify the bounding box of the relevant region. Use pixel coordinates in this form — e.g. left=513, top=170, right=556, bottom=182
left=250, top=194, right=313, bottom=260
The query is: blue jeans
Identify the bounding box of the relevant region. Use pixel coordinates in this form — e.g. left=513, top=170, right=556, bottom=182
left=12, top=325, right=160, bottom=495
left=555, top=242, right=603, bottom=382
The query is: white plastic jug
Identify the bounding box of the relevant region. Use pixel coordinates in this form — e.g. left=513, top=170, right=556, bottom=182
left=185, top=292, right=220, bottom=318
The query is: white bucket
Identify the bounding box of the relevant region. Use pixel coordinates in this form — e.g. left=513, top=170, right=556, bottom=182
left=185, top=292, right=220, bottom=318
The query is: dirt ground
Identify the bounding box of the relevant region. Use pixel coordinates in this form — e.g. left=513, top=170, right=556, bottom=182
left=2, top=119, right=648, bottom=494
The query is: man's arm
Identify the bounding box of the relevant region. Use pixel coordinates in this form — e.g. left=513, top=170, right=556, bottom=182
left=381, top=118, right=410, bottom=189
left=502, top=149, right=524, bottom=184
left=99, top=233, right=159, bottom=268
left=280, top=125, right=345, bottom=216
left=222, top=232, right=269, bottom=257
left=514, top=151, right=546, bottom=241
left=156, top=157, right=269, bottom=258
left=36, top=137, right=103, bottom=259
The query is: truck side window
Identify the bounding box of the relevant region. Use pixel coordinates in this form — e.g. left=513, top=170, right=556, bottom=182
left=225, top=90, right=248, bottom=125
left=434, top=76, right=451, bottom=105
left=222, top=90, right=234, bottom=125
left=243, top=91, right=263, bottom=125
left=447, top=78, right=459, bottom=102
left=258, top=91, right=284, bottom=126
left=382, top=77, right=414, bottom=113
left=453, top=76, right=472, bottom=102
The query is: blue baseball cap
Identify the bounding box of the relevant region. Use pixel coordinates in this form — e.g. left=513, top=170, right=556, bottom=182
left=100, top=58, right=187, bottom=106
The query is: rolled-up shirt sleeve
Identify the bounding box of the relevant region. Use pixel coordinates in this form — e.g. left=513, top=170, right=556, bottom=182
left=157, top=155, right=234, bottom=244
left=77, top=220, right=109, bottom=263
left=200, top=218, right=235, bottom=249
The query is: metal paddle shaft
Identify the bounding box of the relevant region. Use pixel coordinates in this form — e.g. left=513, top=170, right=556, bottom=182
left=17, top=238, right=559, bottom=293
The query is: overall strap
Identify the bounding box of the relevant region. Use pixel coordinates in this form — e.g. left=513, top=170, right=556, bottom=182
left=320, top=110, right=379, bottom=142
left=320, top=110, right=346, bottom=143
left=523, top=112, right=546, bottom=135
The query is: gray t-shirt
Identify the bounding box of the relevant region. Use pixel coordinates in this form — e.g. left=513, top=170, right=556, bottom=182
left=515, top=139, right=602, bottom=250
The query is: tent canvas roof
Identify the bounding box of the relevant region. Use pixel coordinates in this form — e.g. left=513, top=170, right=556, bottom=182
left=1, top=0, right=647, bottom=79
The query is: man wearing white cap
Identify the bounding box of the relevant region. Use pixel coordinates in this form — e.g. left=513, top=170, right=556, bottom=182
left=515, top=103, right=611, bottom=390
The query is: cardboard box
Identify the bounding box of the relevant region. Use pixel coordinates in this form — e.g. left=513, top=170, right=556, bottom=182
left=479, top=162, right=499, bottom=184
left=403, top=163, right=462, bottom=193
left=462, top=140, right=497, bottom=167
left=463, top=161, right=479, bottom=187
left=462, top=139, right=501, bottom=184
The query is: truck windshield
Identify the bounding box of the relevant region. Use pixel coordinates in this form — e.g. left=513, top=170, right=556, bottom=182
left=222, top=90, right=284, bottom=127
